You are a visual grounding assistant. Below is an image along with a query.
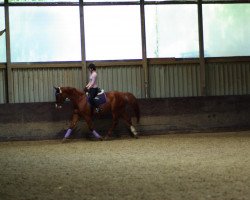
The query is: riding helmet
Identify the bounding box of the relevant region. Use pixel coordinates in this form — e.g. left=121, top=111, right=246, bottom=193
left=88, top=63, right=96, bottom=70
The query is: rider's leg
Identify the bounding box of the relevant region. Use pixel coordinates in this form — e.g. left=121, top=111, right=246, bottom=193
left=89, top=88, right=98, bottom=115
left=91, top=88, right=102, bottom=113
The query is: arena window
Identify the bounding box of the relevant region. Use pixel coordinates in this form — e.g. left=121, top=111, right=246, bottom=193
left=84, top=5, right=142, bottom=60
left=9, top=6, right=81, bottom=62
left=203, top=4, right=250, bottom=57
left=144, top=0, right=197, bottom=1
left=202, top=0, right=241, bottom=2
left=84, top=0, right=137, bottom=2
left=0, top=7, right=6, bottom=63
left=8, top=0, right=78, bottom=2
left=145, top=4, right=199, bottom=58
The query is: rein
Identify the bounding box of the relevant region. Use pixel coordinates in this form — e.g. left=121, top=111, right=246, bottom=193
left=55, top=87, right=86, bottom=108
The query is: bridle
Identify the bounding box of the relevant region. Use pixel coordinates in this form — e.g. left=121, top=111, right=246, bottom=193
left=55, top=87, right=63, bottom=109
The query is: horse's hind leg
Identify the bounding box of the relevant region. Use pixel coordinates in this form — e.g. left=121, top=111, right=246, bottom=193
left=84, top=115, right=103, bottom=140
left=122, top=112, right=138, bottom=139
left=105, top=114, right=119, bottom=140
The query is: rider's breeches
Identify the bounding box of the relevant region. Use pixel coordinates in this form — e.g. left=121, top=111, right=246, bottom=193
left=89, top=88, right=98, bottom=108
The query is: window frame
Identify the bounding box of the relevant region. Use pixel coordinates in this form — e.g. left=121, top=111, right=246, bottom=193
left=0, top=0, right=250, bottom=64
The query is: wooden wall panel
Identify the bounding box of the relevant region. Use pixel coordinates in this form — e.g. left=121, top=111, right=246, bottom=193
left=97, top=65, right=144, bottom=98
left=149, top=64, right=201, bottom=98
left=12, top=67, right=83, bottom=103
left=207, top=62, right=250, bottom=96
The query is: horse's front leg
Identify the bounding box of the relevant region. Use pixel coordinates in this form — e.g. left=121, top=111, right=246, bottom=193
left=63, top=109, right=79, bottom=142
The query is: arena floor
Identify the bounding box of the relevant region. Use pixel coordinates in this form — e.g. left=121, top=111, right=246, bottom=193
left=0, top=131, right=250, bottom=200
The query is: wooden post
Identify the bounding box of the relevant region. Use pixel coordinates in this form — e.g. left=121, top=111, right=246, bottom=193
left=79, top=0, right=87, bottom=87
left=140, top=0, right=149, bottom=98
left=4, top=0, right=13, bottom=103
left=198, top=0, right=206, bottom=96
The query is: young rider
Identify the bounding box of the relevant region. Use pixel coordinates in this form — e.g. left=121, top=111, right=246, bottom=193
left=85, top=63, right=100, bottom=114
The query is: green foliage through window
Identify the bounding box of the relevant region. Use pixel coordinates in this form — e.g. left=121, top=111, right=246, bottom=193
left=203, top=4, right=250, bottom=57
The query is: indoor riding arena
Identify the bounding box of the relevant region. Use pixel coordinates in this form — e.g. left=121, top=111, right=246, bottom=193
left=0, top=0, right=250, bottom=200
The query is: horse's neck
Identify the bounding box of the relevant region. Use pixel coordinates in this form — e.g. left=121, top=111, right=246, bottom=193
left=65, top=89, right=86, bottom=105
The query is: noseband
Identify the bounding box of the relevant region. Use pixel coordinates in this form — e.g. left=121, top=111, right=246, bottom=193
left=55, top=87, right=63, bottom=109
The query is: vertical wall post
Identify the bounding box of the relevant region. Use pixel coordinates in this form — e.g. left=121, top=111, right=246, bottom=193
left=198, top=0, right=206, bottom=96
left=4, top=0, right=12, bottom=103
left=79, top=0, right=87, bottom=87
left=140, top=0, right=149, bottom=98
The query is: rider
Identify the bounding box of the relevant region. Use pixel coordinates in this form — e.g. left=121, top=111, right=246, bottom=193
left=85, top=63, right=100, bottom=114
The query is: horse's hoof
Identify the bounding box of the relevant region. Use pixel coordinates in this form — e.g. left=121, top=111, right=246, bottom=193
left=62, top=138, right=70, bottom=143
left=89, top=136, right=103, bottom=141
left=103, top=136, right=109, bottom=140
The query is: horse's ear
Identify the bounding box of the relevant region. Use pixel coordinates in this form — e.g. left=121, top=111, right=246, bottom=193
left=59, top=87, right=62, bottom=93
left=54, top=86, right=62, bottom=94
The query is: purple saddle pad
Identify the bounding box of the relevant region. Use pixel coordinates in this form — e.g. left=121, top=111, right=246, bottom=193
left=87, top=92, right=107, bottom=106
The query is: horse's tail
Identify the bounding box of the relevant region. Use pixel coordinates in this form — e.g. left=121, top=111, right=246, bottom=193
left=124, top=92, right=140, bottom=123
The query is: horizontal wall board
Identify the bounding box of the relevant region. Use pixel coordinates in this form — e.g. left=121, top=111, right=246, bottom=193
left=87, top=60, right=143, bottom=67
left=148, top=58, right=200, bottom=65
left=149, top=64, right=201, bottom=98
left=10, top=62, right=82, bottom=69
left=0, top=64, right=6, bottom=69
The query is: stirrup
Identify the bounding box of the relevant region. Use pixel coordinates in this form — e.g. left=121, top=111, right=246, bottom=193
left=95, top=107, right=101, bottom=113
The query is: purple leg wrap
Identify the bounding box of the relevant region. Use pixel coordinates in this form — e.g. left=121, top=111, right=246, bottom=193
left=92, top=130, right=101, bottom=139
left=64, top=129, right=72, bottom=138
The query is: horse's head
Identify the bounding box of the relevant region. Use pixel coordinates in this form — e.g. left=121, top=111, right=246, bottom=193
left=54, top=86, right=66, bottom=109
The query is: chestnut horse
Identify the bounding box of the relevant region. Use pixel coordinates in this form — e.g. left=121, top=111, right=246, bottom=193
left=54, top=87, right=140, bottom=141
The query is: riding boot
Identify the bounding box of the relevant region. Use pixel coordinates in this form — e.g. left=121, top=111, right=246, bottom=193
left=90, top=106, right=94, bottom=117
left=95, top=106, right=102, bottom=113
left=95, top=107, right=100, bottom=113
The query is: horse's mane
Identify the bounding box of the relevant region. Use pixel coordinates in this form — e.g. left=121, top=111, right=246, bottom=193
left=62, top=87, right=85, bottom=97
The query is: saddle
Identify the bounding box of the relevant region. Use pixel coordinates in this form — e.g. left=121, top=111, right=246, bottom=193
left=86, top=88, right=107, bottom=107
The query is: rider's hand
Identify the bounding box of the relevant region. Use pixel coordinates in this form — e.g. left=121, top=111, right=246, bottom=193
left=84, top=87, right=89, bottom=93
